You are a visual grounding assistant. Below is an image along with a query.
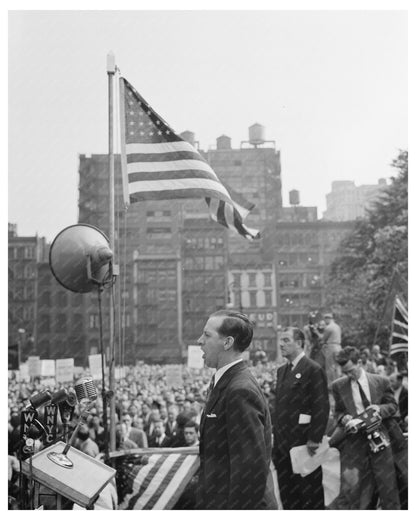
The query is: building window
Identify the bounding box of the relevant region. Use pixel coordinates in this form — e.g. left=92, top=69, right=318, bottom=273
left=39, top=315, right=50, bottom=333
left=57, top=292, right=68, bottom=307
left=232, top=273, right=241, bottom=286
left=56, top=314, right=67, bottom=332
left=249, top=291, right=257, bottom=307
left=248, top=273, right=257, bottom=286
left=89, top=314, right=99, bottom=329
left=263, top=273, right=272, bottom=287
left=264, top=291, right=272, bottom=306
left=24, top=247, right=35, bottom=259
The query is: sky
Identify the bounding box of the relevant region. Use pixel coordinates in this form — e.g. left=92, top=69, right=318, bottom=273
left=7, top=7, right=408, bottom=242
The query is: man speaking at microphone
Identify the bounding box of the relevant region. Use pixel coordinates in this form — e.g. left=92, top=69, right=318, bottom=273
left=196, top=310, right=273, bottom=510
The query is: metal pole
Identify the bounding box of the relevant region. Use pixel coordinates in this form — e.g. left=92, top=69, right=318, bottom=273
left=107, top=52, right=117, bottom=452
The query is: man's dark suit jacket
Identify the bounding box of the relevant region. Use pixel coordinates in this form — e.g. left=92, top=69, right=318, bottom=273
left=197, top=361, right=273, bottom=510
left=273, top=356, right=329, bottom=451
left=397, top=385, right=408, bottom=423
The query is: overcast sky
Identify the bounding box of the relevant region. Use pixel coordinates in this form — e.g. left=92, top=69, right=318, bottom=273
left=8, top=8, right=408, bottom=241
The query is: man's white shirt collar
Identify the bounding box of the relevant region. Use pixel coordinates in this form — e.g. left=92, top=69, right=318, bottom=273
left=291, top=351, right=305, bottom=370
left=350, top=369, right=371, bottom=414
left=214, top=358, right=243, bottom=387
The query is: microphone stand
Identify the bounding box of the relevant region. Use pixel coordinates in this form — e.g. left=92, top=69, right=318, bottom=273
left=47, top=401, right=96, bottom=469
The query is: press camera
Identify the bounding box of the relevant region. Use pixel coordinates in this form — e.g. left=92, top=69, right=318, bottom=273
left=346, top=407, right=390, bottom=453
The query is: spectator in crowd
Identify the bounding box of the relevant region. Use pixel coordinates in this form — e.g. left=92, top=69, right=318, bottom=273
left=167, top=412, right=192, bottom=447
left=360, top=349, right=377, bottom=374
left=389, top=373, right=408, bottom=432
left=273, top=326, right=329, bottom=510
left=164, top=405, right=178, bottom=440
left=148, top=420, right=170, bottom=447
left=121, top=413, right=147, bottom=448
left=75, top=425, right=100, bottom=458
left=89, top=414, right=106, bottom=452
left=330, top=346, right=402, bottom=509
left=183, top=421, right=199, bottom=447
left=115, top=423, right=138, bottom=450
left=371, top=345, right=386, bottom=366
left=322, top=312, right=342, bottom=386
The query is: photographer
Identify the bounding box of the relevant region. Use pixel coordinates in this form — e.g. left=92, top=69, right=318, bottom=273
left=329, top=347, right=401, bottom=509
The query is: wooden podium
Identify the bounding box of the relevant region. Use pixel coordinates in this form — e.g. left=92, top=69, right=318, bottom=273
left=21, top=441, right=116, bottom=509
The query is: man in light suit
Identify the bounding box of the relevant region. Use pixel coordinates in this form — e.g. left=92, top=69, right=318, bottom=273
left=330, top=347, right=401, bottom=509
left=322, top=312, right=342, bottom=385
left=273, top=327, right=329, bottom=509
left=197, top=310, right=273, bottom=510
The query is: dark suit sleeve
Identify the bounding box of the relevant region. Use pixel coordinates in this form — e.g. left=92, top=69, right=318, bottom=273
left=378, top=377, right=399, bottom=419
left=308, top=365, right=330, bottom=442
left=225, top=386, right=270, bottom=509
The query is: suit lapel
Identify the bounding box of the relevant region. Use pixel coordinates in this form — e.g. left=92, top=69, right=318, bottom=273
left=201, top=361, right=247, bottom=433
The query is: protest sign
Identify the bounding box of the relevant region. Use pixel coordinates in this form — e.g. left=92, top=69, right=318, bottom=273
left=56, top=358, right=74, bottom=383
left=41, top=359, right=56, bottom=377
left=89, top=354, right=104, bottom=380
left=28, top=356, right=41, bottom=378
left=187, top=345, right=204, bottom=369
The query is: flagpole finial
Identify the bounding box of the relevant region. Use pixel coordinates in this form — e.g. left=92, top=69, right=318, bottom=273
left=107, top=52, right=116, bottom=73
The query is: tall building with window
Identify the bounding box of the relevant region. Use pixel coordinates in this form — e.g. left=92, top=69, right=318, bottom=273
left=273, top=212, right=354, bottom=327
left=8, top=223, right=47, bottom=360
left=323, top=178, right=387, bottom=221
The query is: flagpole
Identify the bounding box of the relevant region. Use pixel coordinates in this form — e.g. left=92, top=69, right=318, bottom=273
left=107, top=52, right=117, bottom=453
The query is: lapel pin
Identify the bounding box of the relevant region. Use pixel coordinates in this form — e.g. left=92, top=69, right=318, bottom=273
left=295, top=373, right=301, bottom=379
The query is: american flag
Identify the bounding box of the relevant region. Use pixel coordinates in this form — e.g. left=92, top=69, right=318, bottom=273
left=115, top=448, right=199, bottom=510
left=390, top=296, right=408, bottom=355
left=119, top=77, right=260, bottom=240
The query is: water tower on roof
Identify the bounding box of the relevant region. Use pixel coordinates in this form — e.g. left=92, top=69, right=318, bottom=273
left=241, top=123, right=275, bottom=148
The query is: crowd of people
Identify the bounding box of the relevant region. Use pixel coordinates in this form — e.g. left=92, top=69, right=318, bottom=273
left=8, top=313, right=408, bottom=510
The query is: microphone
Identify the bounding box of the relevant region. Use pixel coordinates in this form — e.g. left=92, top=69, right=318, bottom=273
left=50, top=389, right=71, bottom=405
left=74, top=377, right=98, bottom=403
left=25, top=391, right=52, bottom=410
left=47, top=378, right=98, bottom=468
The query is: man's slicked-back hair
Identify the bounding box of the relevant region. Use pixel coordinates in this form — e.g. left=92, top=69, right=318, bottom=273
left=282, top=327, right=305, bottom=348
left=210, top=309, right=254, bottom=352
left=335, top=346, right=360, bottom=366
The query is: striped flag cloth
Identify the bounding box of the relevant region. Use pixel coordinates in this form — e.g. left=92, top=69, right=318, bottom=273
left=119, top=77, right=260, bottom=240
left=390, top=296, right=408, bottom=355
left=117, top=448, right=199, bottom=510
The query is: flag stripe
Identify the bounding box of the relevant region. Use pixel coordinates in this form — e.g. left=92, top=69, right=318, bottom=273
left=390, top=296, right=408, bottom=355
left=154, top=455, right=199, bottom=510
left=127, top=150, right=204, bottom=163
left=129, top=187, right=233, bottom=204
left=126, top=141, right=198, bottom=155
left=127, top=159, right=217, bottom=176
left=126, top=454, right=165, bottom=509
left=144, top=454, right=187, bottom=509
left=135, top=454, right=182, bottom=509
left=128, top=169, right=221, bottom=183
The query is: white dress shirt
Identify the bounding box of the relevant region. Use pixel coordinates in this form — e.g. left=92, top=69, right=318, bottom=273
left=290, top=351, right=305, bottom=370
left=351, top=369, right=371, bottom=414
left=214, top=358, right=244, bottom=387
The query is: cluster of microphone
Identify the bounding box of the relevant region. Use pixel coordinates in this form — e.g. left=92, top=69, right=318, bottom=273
left=24, top=377, right=98, bottom=411
left=20, top=377, right=98, bottom=455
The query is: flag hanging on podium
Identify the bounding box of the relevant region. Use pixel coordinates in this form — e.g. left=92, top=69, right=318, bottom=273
left=119, top=77, right=260, bottom=240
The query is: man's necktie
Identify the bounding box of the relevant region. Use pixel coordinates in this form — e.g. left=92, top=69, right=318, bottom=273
left=356, top=380, right=371, bottom=409
left=206, top=376, right=215, bottom=400
left=288, top=362, right=294, bottom=371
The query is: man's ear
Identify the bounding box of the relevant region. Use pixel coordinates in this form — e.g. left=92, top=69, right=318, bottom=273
left=223, top=336, right=234, bottom=351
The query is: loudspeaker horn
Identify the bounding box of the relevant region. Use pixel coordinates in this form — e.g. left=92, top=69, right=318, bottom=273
left=49, top=224, right=113, bottom=293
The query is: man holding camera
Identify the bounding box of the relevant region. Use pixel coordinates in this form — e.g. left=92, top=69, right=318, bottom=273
left=330, top=347, right=401, bottom=509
